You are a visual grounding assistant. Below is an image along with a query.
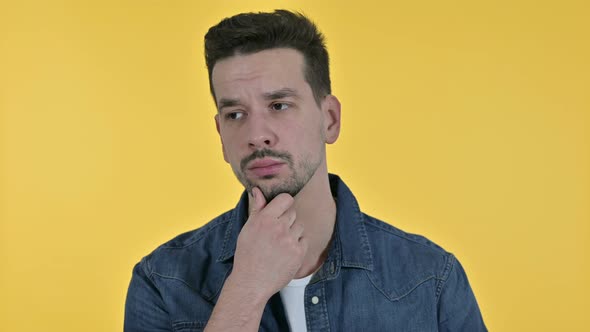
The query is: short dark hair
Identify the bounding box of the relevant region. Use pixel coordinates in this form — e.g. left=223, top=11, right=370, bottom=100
left=204, top=9, right=331, bottom=105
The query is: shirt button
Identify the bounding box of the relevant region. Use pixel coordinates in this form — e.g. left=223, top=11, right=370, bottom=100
left=311, top=296, right=319, bottom=304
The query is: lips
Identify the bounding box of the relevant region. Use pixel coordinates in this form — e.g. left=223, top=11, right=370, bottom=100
left=247, top=158, right=286, bottom=177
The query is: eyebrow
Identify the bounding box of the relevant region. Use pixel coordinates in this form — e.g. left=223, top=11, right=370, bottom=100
left=217, top=88, right=300, bottom=111
left=262, top=88, right=300, bottom=101
left=217, top=98, right=240, bottom=111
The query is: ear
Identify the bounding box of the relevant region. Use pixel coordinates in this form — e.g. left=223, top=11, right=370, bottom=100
left=321, top=95, right=341, bottom=144
left=215, top=114, right=229, bottom=163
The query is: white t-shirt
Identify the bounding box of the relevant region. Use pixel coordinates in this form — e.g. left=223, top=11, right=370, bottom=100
left=279, top=274, right=313, bottom=332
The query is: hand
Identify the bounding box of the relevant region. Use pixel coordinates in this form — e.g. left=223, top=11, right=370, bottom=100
left=230, top=187, right=308, bottom=301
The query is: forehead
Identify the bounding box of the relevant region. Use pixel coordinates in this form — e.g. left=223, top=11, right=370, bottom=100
left=211, top=48, right=308, bottom=101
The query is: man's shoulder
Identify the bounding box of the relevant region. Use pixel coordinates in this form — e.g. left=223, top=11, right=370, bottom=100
left=158, top=209, right=234, bottom=250
left=362, top=213, right=449, bottom=256
left=128, top=209, right=237, bottom=301
left=360, top=213, right=456, bottom=300
left=137, top=209, right=235, bottom=283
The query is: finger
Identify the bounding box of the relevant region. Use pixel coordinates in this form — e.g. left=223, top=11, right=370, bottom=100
left=250, top=187, right=267, bottom=215
left=282, top=209, right=296, bottom=227
left=290, top=222, right=304, bottom=239
left=263, top=193, right=295, bottom=217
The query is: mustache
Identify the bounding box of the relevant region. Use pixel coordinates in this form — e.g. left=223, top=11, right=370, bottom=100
left=240, top=149, right=294, bottom=171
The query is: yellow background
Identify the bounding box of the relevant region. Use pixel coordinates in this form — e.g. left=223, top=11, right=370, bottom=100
left=1, top=0, right=589, bottom=331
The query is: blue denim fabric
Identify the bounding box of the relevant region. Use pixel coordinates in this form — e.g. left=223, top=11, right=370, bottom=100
left=125, top=174, right=487, bottom=331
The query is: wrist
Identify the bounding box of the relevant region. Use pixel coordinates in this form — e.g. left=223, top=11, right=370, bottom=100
left=223, top=272, right=271, bottom=308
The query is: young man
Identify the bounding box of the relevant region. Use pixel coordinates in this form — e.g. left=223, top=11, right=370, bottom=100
left=124, top=10, right=487, bottom=332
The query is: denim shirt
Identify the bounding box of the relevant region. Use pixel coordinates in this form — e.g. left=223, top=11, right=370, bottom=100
left=125, top=174, right=487, bottom=331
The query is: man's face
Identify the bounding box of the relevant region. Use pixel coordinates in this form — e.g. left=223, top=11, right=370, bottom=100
left=212, top=48, right=336, bottom=201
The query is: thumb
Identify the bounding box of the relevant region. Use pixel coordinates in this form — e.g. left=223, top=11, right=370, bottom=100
left=250, top=187, right=267, bottom=214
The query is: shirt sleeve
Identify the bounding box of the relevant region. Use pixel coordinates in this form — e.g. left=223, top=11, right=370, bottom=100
left=436, top=254, right=487, bottom=332
left=124, top=258, right=172, bottom=332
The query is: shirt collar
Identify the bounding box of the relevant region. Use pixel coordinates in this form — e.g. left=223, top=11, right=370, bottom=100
left=217, top=174, right=374, bottom=272
left=329, top=174, right=374, bottom=271
left=216, top=189, right=249, bottom=262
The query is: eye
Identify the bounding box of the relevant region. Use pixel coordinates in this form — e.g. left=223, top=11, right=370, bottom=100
left=225, top=111, right=244, bottom=120
left=271, top=102, right=289, bottom=111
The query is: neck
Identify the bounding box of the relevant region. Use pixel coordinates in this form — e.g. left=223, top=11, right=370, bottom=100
left=291, top=163, right=336, bottom=278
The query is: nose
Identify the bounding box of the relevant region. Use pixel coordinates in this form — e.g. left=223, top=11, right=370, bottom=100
left=246, top=113, right=277, bottom=150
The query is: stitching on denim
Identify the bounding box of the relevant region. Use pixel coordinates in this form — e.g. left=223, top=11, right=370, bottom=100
left=151, top=272, right=209, bottom=297
left=340, top=261, right=370, bottom=269
left=364, top=269, right=391, bottom=300
left=312, top=224, right=345, bottom=284
left=217, top=215, right=238, bottom=261
left=328, top=222, right=343, bottom=278
left=441, top=253, right=455, bottom=281
left=151, top=265, right=231, bottom=302
left=136, top=259, right=172, bottom=320
left=160, top=213, right=232, bottom=249
left=172, top=320, right=207, bottom=331
left=217, top=194, right=250, bottom=261
left=306, top=284, right=331, bottom=331
left=435, top=253, right=455, bottom=302
left=363, top=215, right=447, bottom=254
left=320, top=285, right=331, bottom=332
left=365, top=269, right=436, bottom=302
left=141, top=255, right=153, bottom=276
left=172, top=321, right=206, bottom=327
left=435, top=254, right=456, bottom=325
left=351, top=195, right=374, bottom=269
